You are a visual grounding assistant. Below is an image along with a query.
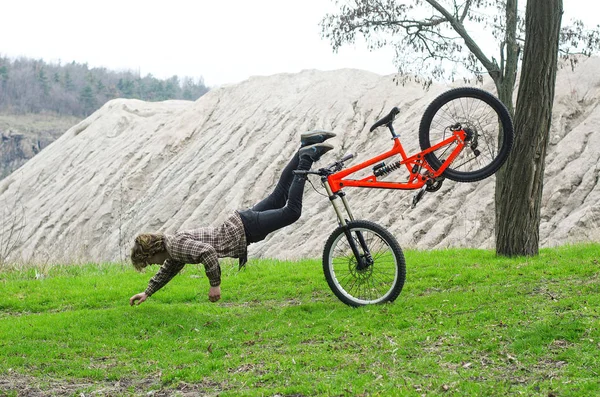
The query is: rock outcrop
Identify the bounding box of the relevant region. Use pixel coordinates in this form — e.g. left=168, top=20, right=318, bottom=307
left=1, top=58, right=599, bottom=264
left=0, top=114, right=79, bottom=180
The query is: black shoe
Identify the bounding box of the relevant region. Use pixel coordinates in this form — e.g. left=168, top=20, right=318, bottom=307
left=300, top=130, right=336, bottom=147
left=299, top=143, right=334, bottom=162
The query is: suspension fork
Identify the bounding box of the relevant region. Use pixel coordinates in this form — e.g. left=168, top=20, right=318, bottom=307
left=322, top=179, right=372, bottom=269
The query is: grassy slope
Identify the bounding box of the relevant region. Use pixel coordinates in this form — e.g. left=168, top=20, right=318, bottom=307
left=0, top=244, right=599, bottom=396
left=0, top=113, right=80, bottom=135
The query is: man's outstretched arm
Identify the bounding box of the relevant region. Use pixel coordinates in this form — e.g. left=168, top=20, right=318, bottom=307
left=169, top=238, right=223, bottom=302
left=193, top=244, right=222, bottom=302
left=130, top=259, right=185, bottom=306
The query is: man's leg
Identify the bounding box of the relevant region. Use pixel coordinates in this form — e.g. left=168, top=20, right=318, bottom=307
left=251, top=156, right=313, bottom=235
left=247, top=143, right=334, bottom=240
left=250, top=130, right=336, bottom=212
left=250, top=151, right=299, bottom=212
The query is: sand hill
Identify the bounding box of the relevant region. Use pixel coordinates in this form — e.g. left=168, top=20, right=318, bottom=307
left=1, top=58, right=599, bottom=264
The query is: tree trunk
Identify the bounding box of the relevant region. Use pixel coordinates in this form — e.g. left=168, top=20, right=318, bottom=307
left=492, top=0, right=519, bottom=221
left=495, top=0, right=519, bottom=116
left=495, top=0, right=563, bottom=256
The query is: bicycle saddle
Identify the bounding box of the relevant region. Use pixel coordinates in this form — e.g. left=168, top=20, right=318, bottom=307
left=369, top=107, right=400, bottom=132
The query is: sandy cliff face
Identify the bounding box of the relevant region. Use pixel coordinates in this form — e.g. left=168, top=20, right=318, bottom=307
left=0, top=59, right=599, bottom=264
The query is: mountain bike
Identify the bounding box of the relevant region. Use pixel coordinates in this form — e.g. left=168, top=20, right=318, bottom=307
left=295, top=87, right=514, bottom=307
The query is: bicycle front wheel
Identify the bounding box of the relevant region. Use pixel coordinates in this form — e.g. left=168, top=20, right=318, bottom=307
left=323, top=220, right=406, bottom=307
left=419, top=87, right=514, bottom=182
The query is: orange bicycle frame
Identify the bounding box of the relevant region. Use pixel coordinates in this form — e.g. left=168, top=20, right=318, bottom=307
left=326, top=129, right=468, bottom=194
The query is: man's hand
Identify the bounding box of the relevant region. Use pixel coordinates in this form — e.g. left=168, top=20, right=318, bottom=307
left=130, top=292, right=148, bottom=306
left=208, top=286, right=221, bottom=302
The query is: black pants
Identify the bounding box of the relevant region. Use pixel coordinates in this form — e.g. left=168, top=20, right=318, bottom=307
left=238, top=151, right=313, bottom=243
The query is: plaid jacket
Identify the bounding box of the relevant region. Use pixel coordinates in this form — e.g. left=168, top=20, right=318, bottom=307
left=145, top=212, right=247, bottom=296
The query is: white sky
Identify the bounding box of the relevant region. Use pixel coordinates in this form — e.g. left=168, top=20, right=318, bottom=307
left=1, top=0, right=599, bottom=87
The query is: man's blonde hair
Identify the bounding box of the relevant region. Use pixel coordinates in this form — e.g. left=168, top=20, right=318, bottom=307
left=130, top=233, right=166, bottom=271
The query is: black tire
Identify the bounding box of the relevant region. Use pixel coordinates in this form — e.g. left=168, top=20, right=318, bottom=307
left=323, top=220, right=406, bottom=307
left=419, top=87, right=514, bottom=182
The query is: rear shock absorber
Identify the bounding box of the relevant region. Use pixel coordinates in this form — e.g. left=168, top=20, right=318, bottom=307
left=374, top=161, right=402, bottom=177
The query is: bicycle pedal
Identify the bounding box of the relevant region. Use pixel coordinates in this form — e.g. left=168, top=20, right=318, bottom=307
left=411, top=186, right=427, bottom=208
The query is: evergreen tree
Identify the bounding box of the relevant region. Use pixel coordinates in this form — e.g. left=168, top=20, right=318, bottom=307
left=37, top=67, right=50, bottom=97
left=0, top=56, right=209, bottom=116
left=0, top=64, right=8, bottom=104
left=96, top=80, right=105, bottom=94
left=117, top=78, right=135, bottom=97
left=164, top=76, right=179, bottom=99
left=80, top=85, right=96, bottom=116
left=0, top=65, right=8, bottom=85
left=64, top=71, right=74, bottom=91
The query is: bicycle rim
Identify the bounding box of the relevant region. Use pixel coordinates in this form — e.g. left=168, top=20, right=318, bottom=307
left=327, top=227, right=399, bottom=305
left=422, top=90, right=511, bottom=182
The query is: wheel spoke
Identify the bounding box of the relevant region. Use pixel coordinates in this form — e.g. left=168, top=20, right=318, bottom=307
left=327, top=224, right=403, bottom=305
left=429, top=94, right=506, bottom=175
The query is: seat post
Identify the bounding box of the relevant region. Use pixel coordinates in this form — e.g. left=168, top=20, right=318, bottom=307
left=388, top=123, right=399, bottom=139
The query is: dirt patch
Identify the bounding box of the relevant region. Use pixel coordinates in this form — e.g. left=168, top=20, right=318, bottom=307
left=0, top=373, right=223, bottom=396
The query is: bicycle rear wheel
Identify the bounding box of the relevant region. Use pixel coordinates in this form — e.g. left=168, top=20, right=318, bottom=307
left=323, top=220, right=406, bottom=307
left=419, top=87, right=514, bottom=182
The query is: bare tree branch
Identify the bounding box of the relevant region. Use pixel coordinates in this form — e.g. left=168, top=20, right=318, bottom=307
left=425, top=0, right=501, bottom=78
left=460, top=0, right=472, bottom=23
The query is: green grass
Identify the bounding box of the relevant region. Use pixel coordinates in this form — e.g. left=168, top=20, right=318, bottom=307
left=1, top=244, right=599, bottom=396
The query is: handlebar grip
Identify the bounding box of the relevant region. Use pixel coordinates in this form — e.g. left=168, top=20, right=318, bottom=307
left=323, top=152, right=355, bottom=171
left=369, top=107, right=400, bottom=132
left=340, top=152, right=354, bottom=162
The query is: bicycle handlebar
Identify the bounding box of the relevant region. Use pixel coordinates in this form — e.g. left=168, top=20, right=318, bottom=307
left=369, top=107, right=400, bottom=132
left=293, top=152, right=355, bottom=177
